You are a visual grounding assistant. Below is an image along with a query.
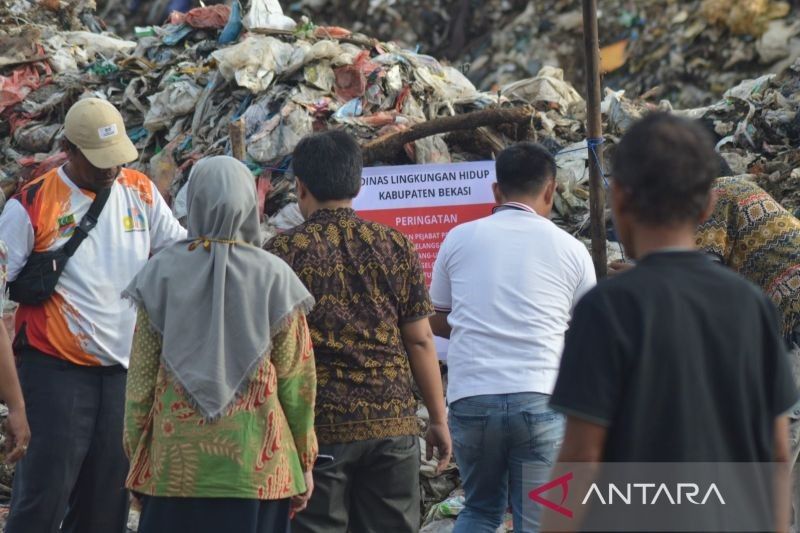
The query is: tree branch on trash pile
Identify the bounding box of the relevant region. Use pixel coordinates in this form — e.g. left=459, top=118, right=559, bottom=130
left=362, top=106, right=535, bottom=163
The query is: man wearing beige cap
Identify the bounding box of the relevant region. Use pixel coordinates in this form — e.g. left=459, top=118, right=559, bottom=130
left=0, top=98, right=186, bottom=533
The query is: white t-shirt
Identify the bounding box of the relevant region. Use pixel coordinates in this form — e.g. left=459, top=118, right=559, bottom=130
left=0, top=166, right=186, bottom=367
left=430, top=203, right=596, bottom=402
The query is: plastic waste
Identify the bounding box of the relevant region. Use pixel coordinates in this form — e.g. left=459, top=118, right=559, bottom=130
left=12, top=122, right=61, bottom=153
left=144, top=80, right=203, bottom=132
left=61, top=31, right=136, bottom=59
left=502, top=67, right=585, bottom=112
left=184, top=5, right=231, bottom=29
left=247, top=103, right=313, bottom=162
left=161, top=24, right=195, bottom=46
left=212, top=36, right=305, bottom=93
left=0, top=63, right=51, bottom=114
left=243, top=0, right=297, bottom=31
left=333, top=98, right=363, bottom=119
left=424, top=492, right=465, bottom=523
left=218, top=1, right=243, bottom=45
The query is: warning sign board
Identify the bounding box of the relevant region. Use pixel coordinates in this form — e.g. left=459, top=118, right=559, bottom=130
left=354, top=161, right=497, bottom=284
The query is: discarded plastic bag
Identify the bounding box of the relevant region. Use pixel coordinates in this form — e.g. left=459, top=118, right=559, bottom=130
left=12, top=122, right=61, bottom=153
left=243, top=0, right=296, bottom=31
left=60, top=31, right=136, bottom=59
left=218, top=1, right=243, bottom=45
left=144, top=80, right=202, bottom=131
left=332, top=98, right=363, bottom=119
left=212, top=36, right=304, bottom=93
left=0, top=63, right=50, bottom=113
left=334, top=64, right=367, bottom=101
left=304, top=63, right=335, bottom=92
left=414, top=135, right=451, bottom=164
left=502, top=66, right=584, bottom=112
left=184, top=5, right=231, bottom=29
left=0, top=28, right=44, bottom=69
left=247, top=103, right=312, bottom=162
left=269, top=202, right=304, bottom=231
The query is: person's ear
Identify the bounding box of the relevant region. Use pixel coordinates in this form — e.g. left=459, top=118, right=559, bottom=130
left=543, top=177, right=557, bottom=206
left=492, top=182, right=503, bottom=204
left=698, top=188, right=718, bottom=224
left=296, top=178, right=308, bottom=200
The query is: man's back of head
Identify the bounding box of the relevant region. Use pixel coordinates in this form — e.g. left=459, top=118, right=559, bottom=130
left=610, top=113, right=719, bottom=260
left=495, top=142, right=557, bottom=198
left=612, top=113, right=718, bottom=227
left=293, top=129, right=363, bottom=204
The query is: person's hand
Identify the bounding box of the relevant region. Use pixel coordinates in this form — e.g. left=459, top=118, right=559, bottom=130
left=290, top=470, right=314, bottom=518
left=4, top=406, right=30, bottom=464
left=608, top=260, right=635, bottom=277
left=426, top=421, right=452, bottom=474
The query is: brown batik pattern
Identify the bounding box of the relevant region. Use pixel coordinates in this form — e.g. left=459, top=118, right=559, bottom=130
left=267, top=208, right=433, bottom=444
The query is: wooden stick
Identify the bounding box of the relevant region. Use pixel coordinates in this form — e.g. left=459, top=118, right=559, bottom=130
left=582, top=0, right=608, bottom=279
left=229, top=117, right=246, bottom=162
left=362, top=107, right=533, bottom=164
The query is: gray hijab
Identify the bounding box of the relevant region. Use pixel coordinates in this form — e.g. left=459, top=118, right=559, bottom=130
left=124, top=156, right=314, bottom=420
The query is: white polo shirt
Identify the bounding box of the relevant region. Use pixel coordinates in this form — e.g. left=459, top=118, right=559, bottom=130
left=430, top=202, right=596, bottom=402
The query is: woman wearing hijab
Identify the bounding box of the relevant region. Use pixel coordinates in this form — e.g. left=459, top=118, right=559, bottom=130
left=123, top=156, right=317, bottom=533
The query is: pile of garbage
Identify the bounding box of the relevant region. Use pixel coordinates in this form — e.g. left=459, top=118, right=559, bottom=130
left=0, top=0, right=799, bottom=528
left=0, top=0, right=607, bottom=238
left=294, top=0, right=800, bottom=108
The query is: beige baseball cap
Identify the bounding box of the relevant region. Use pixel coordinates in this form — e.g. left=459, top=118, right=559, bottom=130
left=63, top=98, right=138, bottom=169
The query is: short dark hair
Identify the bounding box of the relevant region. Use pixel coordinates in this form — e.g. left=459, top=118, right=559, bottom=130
left=612, top=113, right=718, bottom=225
left=292, top=130, right=362, bottom=201
left=495, top=142, right=557, bottom=196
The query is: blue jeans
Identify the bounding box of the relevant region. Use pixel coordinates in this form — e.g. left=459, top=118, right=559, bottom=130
left=449, top=392, right=564, bottom=533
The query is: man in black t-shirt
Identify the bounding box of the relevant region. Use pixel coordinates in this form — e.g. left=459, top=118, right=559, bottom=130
left=549, top=114, right=798, bottom=528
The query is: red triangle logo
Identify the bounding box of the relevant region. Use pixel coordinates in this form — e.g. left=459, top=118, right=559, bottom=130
left=528, top=472, right=574, bottom=518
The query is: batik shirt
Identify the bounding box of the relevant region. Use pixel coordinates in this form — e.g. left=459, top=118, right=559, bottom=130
left=124, top=309, right=318, bottom=498
left=0, top=167, right=186, bottom=366
left=697, top=176, right=800, bottom=338
left=267, top=208, right=433, bottom=445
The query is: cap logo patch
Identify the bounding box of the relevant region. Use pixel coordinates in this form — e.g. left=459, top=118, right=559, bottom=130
left=98, top=124, right=118, bottom=139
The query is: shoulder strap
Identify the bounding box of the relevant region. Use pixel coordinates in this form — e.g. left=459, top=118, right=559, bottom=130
left=62, top=186, right=112, bottom=257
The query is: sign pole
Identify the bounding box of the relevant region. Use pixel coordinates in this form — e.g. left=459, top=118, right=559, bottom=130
left=582, top=0, right=608, bottom=279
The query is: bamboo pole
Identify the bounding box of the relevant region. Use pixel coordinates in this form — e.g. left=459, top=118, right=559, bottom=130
left=582, top=0, right=608, bottom=279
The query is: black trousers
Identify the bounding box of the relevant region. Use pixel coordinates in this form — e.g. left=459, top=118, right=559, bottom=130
left=6, top=349, right=130, bottom=533
left=138, top=496, right=291, bottom=533
left=292, top=435, right=421, bottom=533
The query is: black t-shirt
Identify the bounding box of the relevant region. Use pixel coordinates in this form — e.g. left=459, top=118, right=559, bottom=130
left=551, top=251, right=798, bottom=462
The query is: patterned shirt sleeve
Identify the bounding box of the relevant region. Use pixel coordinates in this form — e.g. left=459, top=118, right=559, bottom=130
left=397, top=236, right=434, bottom=323
left=271, top=311, right=318, bottom=472
left=124, top=309, right=162, bottom=459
